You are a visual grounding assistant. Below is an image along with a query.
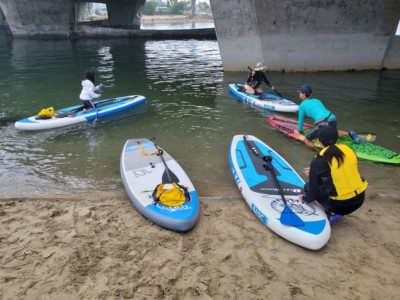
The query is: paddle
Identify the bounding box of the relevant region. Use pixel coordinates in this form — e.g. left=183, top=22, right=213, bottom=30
left=243, top=135, right=305, bottom=227
left=272, top=88, right=284, bottom=98
left=263, top=156, right=305, bottom=227
left=150, top=138, right=180, bottom=184
left=93, top=85, right=103, bottom=124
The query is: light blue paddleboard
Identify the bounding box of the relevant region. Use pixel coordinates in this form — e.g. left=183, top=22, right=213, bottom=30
left=229, top=135, right=331, bottom=250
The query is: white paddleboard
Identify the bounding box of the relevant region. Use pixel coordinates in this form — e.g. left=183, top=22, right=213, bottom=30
left=228, top=83, right=299, bottom=113
left=15, top=95, right=146, bottom=131
left=120, top=138, right=200, bottom=232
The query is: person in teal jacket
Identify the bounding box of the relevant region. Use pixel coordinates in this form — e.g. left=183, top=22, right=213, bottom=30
left=295, top=85, right=359, bottom=149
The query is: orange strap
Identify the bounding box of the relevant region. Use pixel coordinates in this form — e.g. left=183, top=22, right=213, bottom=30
left=137, top=142, right=150, bottom=156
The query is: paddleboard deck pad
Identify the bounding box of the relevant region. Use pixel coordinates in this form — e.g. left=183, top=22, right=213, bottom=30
left=120, top=138, right=200, bottom=232
left=229, top=135, right=331, bottom=250
left=15, top=95, right=146, bottom=131
left=268, top=115, right=400, bottom=164
left=228, top=83, right=299, bottom=113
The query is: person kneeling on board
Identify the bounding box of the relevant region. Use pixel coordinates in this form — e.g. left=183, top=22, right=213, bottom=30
left=244, top=62, right=277, bottom=99
left=79, top=69, right=102, bottom=113
left=300, top=126, right=368, bottom=225
left=294, top=85, right=360, bottom=149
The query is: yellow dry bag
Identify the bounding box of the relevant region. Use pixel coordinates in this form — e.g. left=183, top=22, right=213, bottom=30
left=152, top=182, right=189, bottom=206
left=37, top=107, right=55, bottom=119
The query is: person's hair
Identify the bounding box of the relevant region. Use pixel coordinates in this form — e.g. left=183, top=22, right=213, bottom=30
left=84, top=69, right=95, bottom=85
left=318, top=126, right=345, bottom=167
left=323, top=144, right=345, bottom=167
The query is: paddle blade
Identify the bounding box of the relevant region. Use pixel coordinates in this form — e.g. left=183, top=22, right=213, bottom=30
left=280, top=205, right=305, bottom=227
left=162, top=168, right=180, bottom=184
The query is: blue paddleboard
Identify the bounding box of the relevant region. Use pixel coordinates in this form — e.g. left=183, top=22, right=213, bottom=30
left=229, top=135, right=331, bottom=250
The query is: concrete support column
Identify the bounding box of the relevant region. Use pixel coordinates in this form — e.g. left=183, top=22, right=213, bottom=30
left=211, top=0, right=400, bottom=71
left=106, top=0, right=145, bottom=29
left=0, top=0, right=74, bottom=38
left=77, top=2, right=87, bottom=22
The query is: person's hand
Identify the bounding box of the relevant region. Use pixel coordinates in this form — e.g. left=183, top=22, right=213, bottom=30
left=303, top=167, right=310, bottom=177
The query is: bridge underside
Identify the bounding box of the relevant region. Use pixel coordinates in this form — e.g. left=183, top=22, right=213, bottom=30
left=0, top=0, right=399, bottom=71
left=0, top=0, right=146, bottom=38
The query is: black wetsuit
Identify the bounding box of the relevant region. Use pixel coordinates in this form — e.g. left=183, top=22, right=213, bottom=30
left=246, top=71, right=272, bottom=89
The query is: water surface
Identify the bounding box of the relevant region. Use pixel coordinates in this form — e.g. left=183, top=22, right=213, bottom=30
left=0, top=30, right=399, bottom=199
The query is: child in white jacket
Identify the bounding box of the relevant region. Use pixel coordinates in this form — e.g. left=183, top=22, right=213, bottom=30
left=79, top=69, right=102, bottom=112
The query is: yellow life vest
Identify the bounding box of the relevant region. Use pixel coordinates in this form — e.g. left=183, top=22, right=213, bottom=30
left=319, top=144, right=368, bottom=200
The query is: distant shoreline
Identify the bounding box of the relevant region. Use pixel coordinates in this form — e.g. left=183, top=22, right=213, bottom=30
left=141, top=14, right=214, bottom=24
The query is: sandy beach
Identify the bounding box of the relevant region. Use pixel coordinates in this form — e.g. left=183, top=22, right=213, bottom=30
left=0, top=187, right=399, bottom=299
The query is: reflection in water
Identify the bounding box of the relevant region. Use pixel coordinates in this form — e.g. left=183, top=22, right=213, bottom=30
left=145, top=40, right=223, bottom=93
left=97, top=46, right=115, bottom=85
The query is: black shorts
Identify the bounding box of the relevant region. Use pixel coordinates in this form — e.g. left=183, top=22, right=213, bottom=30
left=320, top=191, right=365, bottom=215
left=305, top=119, right=338, bottom=141
left=247, top=81, right=261, bottom=89
left=81, top=100, right=95, bottom=109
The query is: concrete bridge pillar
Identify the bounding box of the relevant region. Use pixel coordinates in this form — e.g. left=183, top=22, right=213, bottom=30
left=0, top=0, right=74, bottom=38
left=0, top=0, right=145, bottom=38
left=106, top=0, right=145, bottom=28
left=210, top=0, right=400, bottom=71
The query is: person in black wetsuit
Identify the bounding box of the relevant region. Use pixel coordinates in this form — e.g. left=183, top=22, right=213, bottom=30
left=301, top=126, right=368, bottom=225
left=244, top=62, right=276, bottom=98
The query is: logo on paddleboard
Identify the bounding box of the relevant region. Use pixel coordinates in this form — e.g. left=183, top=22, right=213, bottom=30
left=269, top=196, right=316, bottom=216
left=156, top=203, right=192, bottom=211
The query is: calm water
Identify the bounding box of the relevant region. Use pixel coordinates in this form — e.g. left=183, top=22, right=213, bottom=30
left=0, top=29, right=399, bottom=199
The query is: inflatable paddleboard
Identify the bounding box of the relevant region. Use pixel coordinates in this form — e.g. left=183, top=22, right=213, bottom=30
left=120, top=138, right=200, bottom=232
left=15, top=95, right=146, bottom=131
left=228, top=83, right=299, bottom=113
left=229, top=135, right=331, bottom=250
left=268, top=115, right=400, bottom=164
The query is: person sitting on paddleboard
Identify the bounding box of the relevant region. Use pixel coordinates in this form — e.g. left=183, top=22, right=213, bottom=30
left=301, top=126, right=368, bottom=225
left=294, top=85, right=360, bottom=149
left=244, top=62, right=276, bottom=99
left=79, top=69, right=102, bottom=113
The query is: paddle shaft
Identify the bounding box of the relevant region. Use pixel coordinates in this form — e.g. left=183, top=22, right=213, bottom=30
left=94, top=86, right=103, bottom=123
left=243, top=136, right=287, bottom=205
left=242, top=136, right=304, bottom=227
left=151, top=139, right=179, bottom=183
left=263, top=156, right=287, bottom=205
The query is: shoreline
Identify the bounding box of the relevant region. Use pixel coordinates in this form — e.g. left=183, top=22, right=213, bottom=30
left=0, top=188, right=399, bottom=299
left=141, top=14, right=214, bottom=24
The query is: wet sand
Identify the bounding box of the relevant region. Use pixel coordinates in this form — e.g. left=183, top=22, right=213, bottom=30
left=0, top=187, right=399, bottom=299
